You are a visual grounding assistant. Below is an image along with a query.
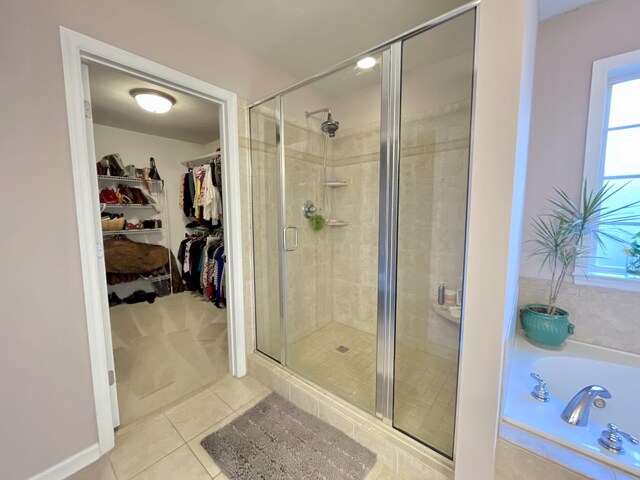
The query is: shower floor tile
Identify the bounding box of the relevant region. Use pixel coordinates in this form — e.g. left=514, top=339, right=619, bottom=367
left=288, top=321, right=457, bottom=455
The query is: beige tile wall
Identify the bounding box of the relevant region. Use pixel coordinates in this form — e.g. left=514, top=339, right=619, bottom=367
left=518, top=276, right=640, bottom=356
left=396, top=102, right=469, bottom=358
left=329, top=123, right=380, bottom=335
left=324, top=102, right=470, bottom=358
left=245, top=101, right=472, bottom=363
left=495, top=439, right=592, bottom=480
left=282, top=117, right=332, bottom=343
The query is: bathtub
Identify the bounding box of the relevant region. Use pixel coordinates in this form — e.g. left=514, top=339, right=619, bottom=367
left=503, top=331, right=640, bottom=477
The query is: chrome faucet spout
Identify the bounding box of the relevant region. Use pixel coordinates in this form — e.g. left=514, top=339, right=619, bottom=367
left=561, top=385, right=612, bottom=426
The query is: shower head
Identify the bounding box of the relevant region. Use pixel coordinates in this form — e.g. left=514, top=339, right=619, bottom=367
left=321, top=112, right=339, bottom=137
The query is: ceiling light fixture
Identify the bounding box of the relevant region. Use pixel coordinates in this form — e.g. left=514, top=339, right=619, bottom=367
left=356, top=57, right=376, bottom=70
left=130, top=88, right=176, bottom=114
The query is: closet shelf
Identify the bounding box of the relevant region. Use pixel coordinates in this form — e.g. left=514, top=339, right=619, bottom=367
left=142, top=274, right=172, bottom=283
left=323, top=181, right=348, bottom=187
left=100, top=203, right=156, bottom=209
left=97, top=175, right=161, bottom=184
left=181, top=151, right=222, bottom=169
left=102, top=228, right=162, bottom=236
left=109, top=274, right=172, bottom=287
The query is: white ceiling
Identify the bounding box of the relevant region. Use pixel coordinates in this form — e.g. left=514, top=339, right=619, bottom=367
left=153, top=0, right=471, bottom=81
left=87, top=63, right=220, bottom=144
left=152, top=0, right=605, bottom=84
left=86, top=0, right=603, bottom=143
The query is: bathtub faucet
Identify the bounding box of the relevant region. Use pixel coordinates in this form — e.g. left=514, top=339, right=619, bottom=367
left=561, top=385, right=612, bottom=426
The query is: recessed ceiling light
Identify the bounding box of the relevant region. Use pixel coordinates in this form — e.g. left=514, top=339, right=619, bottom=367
left=356, top=57, right=376, bottom=70
left=130, top=88, right=176, bottom=114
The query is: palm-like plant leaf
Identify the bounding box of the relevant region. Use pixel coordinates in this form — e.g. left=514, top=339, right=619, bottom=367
left=527, top=181, right=640, bottom=313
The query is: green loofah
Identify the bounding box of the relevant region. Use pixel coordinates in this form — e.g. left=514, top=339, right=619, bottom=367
left=308, top=214, right=326, bottom=232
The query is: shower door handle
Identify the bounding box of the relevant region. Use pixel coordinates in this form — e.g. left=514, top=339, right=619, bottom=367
left=283, top=226, right=298, bottom=252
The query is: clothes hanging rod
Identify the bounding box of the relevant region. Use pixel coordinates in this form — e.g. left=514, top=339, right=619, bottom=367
left=181, top=151, right=222, bottom=168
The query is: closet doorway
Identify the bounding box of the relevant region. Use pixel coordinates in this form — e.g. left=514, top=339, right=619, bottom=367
left=84, top=61, right=230, bottom=427
left=61, top=28, right=247, bottom=454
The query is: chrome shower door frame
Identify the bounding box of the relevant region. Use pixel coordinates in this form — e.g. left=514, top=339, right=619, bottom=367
left=375, top=42, right=402, bottom=422
left=275, top=95, right=288, bottom=365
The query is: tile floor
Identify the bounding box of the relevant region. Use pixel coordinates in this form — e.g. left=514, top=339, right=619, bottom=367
left=109, top=292, right=229, bottom=425
left=68, top=374, right=400, bottom=480
left=288, top=322, right=457, bottom=456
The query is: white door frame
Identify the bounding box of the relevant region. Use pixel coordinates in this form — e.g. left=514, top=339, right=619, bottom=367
left=60, top=27, right=246, bottom=455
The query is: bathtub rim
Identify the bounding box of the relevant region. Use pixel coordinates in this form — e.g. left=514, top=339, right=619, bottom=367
left=502, top=331, right=640, bottom=478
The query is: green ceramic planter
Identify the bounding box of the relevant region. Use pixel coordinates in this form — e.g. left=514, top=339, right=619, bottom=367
left=520, top=304, right=575, bottom=347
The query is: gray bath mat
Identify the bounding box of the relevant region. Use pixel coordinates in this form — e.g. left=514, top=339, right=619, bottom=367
left=200, top=393, right=376, bottom=479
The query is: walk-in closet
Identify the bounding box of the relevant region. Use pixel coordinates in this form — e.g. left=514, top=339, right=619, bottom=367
left=86, top=62, right=229, bottom=426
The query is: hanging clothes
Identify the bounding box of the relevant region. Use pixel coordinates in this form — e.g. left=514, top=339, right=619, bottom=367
left=177, top=233, right=225, bottom=305
left=182, top=172, right=194, bottom=217
left=179, top=156, right=222, bottom=223
left=203, top=165, right=222, bottom=222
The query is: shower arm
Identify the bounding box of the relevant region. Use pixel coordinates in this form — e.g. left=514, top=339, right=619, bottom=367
left=305, top=108, right=331, bottom=118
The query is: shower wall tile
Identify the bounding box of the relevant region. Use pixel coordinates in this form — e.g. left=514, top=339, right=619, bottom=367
left=518, top=276, right=640, bottom=355
left=250, top=101, right=471, bottom=369
left=324, top=104, right=470, bottom=357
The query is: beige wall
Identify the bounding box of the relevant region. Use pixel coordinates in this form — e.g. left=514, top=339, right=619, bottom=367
left=0, top=0, right=303, bottom=477
left=519, top=0, right=640, bottom=354
left=456, top=0, right=538, bottom=476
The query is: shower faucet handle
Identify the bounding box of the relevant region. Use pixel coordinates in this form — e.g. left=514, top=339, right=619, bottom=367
left=530, top=372, right=550, bottom=402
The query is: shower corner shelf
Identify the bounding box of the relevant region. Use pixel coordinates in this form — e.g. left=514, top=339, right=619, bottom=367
left=431, top=302, right=461, bottom=325
left=323, top=181, right=348, bottom=187
left=326, top=220, right=349, bottom=227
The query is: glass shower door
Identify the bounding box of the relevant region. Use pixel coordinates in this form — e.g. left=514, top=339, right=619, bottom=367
left=250, top=99, right=283, bottom=362
left=280, top=54, right=384, bottom=415
left=393, top=10, right=476, bottom=458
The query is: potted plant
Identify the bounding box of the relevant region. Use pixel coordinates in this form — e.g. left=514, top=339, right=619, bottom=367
left=624, top=232, right=640, bottom=276
left=521, top=182, right=639, bottom=347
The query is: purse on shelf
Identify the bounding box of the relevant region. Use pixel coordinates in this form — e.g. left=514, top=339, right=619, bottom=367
left=146, top=157, right=164, bottom=194
left=129, top=187, right=148, bottom=205
left=101, top=216, right=126, bottom=231
left=115, top=185, right=133, bottom=204
left=99, top=188, right=118, bottom=204
left=101, top=153, right=126, bottom=177
left=149, top=157, right=161, bottom=181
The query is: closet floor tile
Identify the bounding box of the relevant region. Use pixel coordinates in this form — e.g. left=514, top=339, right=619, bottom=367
left=110, top=292, right=229, bottom=426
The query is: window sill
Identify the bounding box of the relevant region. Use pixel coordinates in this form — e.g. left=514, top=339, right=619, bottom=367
left=573, top=270, right=640, bottom=292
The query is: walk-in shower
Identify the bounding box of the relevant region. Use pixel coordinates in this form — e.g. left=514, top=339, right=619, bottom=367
left=249, top=5, right=476, bottom=460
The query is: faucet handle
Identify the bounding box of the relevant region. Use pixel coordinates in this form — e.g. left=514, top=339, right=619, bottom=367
left=530, top=372, right=549, bottom=402
left=599, top=424, right=638, bottom=455
left=613, top=424, right=639, bottom=445
left=599, top=424, right=635, bottom=454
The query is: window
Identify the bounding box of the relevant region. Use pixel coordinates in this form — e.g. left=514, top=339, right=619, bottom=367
left=581, top=49, right=640, bottom=291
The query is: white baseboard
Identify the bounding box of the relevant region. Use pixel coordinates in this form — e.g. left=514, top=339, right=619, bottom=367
left=29, top=443, right=100, bottom=480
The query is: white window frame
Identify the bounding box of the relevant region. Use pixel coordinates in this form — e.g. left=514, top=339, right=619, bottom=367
left=577, top=47, right=640, bottom=292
